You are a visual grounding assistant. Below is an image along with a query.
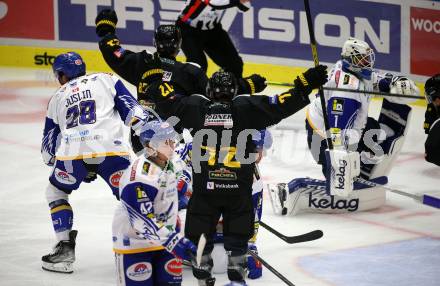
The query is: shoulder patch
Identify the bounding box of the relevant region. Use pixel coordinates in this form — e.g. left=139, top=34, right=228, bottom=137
left=343, top=74, right=350, bottom=85
left=142, top=162, right=151, bottom=175
left=331, top=98, right=344, bottom=114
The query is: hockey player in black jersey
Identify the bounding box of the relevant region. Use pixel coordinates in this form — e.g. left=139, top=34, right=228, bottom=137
left=95, top=9, right=267, bottom=152
left=139, top=53, right=328, bottom=286
left=424, top=74, right=440, bottom=166
left=177, top=0, right=251, bottom=78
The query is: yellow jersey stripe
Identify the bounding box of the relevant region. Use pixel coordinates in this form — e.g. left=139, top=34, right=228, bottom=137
left=113, top=246, right=165, bottom=254
left=56, top=152, right=129, bottom=160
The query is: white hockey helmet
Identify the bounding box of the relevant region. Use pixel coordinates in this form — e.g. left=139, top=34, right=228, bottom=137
left=341, top=37, right=375, bottom=80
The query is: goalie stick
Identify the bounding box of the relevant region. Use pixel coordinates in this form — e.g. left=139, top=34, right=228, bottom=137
left=355, top=177, right=440, bottom=209
left=267, top=81, right=424, bottom=100
left=259, top=221, right=323, bottom=244
left=247, top=249, right=296, bottom=286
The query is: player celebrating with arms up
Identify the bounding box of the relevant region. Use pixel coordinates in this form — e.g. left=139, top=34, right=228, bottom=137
left=41, top=52, right=150, bottom=273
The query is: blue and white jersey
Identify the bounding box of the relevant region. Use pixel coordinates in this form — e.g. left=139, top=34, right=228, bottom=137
left=113, top=155, right=179, bottom=254
left=41, top=73, right=147, bottom=163
left=306, top=60, right=388, bottom=148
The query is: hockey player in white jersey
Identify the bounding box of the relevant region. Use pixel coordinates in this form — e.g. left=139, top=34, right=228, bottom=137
left=113, top=120, right=197, bottom=285
left=270, top=37, right=419, bottom=215
left=41, top=52, right=151, bottom=273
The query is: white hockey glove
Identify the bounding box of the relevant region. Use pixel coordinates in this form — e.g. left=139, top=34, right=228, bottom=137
left=325, top=149, right=360, bottom=198
left=388, top=76, right=419, bottom=104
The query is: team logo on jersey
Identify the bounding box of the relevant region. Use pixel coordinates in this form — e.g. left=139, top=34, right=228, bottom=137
left=204, top=114, right=233, bottom=127
left=54, top=168, right=77, bottom=185
left=162, top=71, right=172, bottom=82
left=331, top=99, right=344, bottom=114
left=126, top=262, right=152, bottom=281
left=308, top=193, right=359, bottom=212
left=165, top=258, right=182, bottom=276
left=136, top=185, right=150, bottom=202
left=109, top=170, right=124, bottom=188
left=209, top=168, right=237, bottom=180
left=207, top=181, right=215, bottom=190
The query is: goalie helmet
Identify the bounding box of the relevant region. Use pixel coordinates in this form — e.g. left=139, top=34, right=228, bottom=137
left=52, top=52, right=86, bottom=81
left=425, top=74, right=440, bottom=104
left=206, top=70, right=238, bottom=102
left=139, top=120, right=177, bottom=159
left=153, top=25, right=182, bottom=58
left=341, top=37, right=375, bottom=80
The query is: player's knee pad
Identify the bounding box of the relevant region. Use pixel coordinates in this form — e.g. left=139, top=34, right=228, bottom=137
left=227, top=253, right=248, bottom=282
left=46, top=183, right=69, bottom=204
left=46, top=184, right=73, bottom=235
left=191, top=253, right=214, bottom=280
left=247, top=244, right=262, bottom=279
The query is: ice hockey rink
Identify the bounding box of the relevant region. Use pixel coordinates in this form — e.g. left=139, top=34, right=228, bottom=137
left=0, top=66, right=439, bottom=286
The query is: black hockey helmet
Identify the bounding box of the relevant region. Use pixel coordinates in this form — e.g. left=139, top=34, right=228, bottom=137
left=153, top=25, right=181, bottom=57
left=425, top=74, right=440, bottom=103
left=206, top=70, right=238, bottom=102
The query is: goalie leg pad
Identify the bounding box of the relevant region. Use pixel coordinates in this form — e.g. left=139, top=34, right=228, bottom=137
left=272, top=177, right=387, bottom=214
left=361, top=99, right=412, bottom=179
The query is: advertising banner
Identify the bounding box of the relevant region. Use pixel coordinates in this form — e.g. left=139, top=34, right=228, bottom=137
left=58, top=0, right=401, bottom=71
left=410, top=7, right=440, bottom=76
left=0, top=0, right=54, bottom=39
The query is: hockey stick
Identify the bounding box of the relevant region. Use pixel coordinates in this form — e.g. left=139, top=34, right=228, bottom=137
left=303, top=0, right=333, bottom=150
left=268, top=81, right=424, bottom=100
left=355, top=177, right=440, bottom=209
left=196, top=233, right=207, bottom=266
left=247, top=250, right=296, bottom=286
left=259, top=221, right=324, bottom=244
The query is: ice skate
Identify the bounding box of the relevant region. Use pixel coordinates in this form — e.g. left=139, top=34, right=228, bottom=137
left=268, top=183, right=288, bottom=215
left=42, top=230, right=77, bottom=273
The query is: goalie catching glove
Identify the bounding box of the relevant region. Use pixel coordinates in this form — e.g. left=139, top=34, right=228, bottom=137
left=325, top=149, right=360, bottom=197
left=387, top=75, right=419, bottom=105
left=95, top=9, right=118, bottom=37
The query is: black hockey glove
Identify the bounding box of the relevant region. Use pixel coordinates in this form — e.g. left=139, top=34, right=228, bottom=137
left=244, top=74, right=267, bottom=94
left=83, top=172, right=97, bottom=183
left=292, top=65, right=328, bottom=98
left=95, top=9, right=118, bottom=37
left=142, top=52, right=164, bottom=85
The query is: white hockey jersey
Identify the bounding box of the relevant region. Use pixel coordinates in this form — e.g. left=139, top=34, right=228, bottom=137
left=41, top=73, right=147, bottom=163
left=306, top=60, right=388, bottom=147
left=112, top=155, right=179, bottom=254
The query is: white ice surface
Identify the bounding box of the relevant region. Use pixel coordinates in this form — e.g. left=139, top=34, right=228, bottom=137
left=0, top=67, right=439, bottom=286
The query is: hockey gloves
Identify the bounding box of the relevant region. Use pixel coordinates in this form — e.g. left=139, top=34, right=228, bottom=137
left=95, top=9, right=118, bottom=37
left=292, top=65, right=328, bottom=98
left=325, top=149, right=360, bottom=197
left=83, top=172, right=97, bottom=183
left=142, top=52, right=164, bottom=85
left=244, top=74, right=267, bottom=94
left=387, top=76, right=419, bottom=105
left=165, top=233, right=197, bottom=259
